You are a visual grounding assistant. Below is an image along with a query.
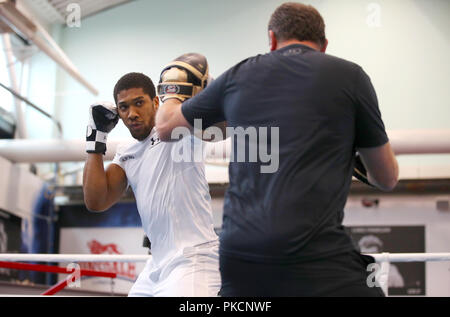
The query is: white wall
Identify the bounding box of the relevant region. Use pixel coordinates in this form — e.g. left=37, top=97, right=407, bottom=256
left=17, top=0, right=449, bottom=172
left=52, top=0, right=277, bottom=140
left=0, top=156, right=44, bottom=219
left=49, top=0, right=450, bottom=169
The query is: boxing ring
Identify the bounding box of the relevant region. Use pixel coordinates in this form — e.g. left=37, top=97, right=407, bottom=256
left=0, top=129, right=449, bottom=296
left=0, top=252, right=450, bottom=296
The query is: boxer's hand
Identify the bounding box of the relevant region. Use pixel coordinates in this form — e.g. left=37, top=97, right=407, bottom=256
left=353, top=153, right=375, bottom=187
left=157, top=53, right=209, bottom=103
left=86, top=102, right=119, bottom=154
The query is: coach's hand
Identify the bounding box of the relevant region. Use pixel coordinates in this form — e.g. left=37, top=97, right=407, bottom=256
left=86, top=101, right=119, bottom=155
left=353, top=153, right=375, bottom=188
left=157, top=53, right=209, bottom=103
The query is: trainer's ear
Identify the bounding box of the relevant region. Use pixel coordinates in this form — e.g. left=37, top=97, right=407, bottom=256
left=269, top=30, right=277, bottom=52
left=320, top=39, right=328, bottom=53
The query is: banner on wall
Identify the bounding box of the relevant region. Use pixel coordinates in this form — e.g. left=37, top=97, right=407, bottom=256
left=57, top=202, right=146, bottom=295
left=346, top=225, right=425, bottom=296
left=58, top=227, right=148, bottom=295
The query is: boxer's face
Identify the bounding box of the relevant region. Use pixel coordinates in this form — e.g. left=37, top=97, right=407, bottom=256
left=116, top=87, right=159, bottom=141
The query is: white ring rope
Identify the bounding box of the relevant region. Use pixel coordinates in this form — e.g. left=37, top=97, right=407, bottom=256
left=0, top=254, right=152, bottom=262
left=0, top=253, right=449, bottom=263
left=369, top=253, right=450, bottom=263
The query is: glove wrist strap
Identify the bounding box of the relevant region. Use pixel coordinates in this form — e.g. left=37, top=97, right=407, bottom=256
left=158, top=82, right=203, bottom=102
left=86, top=127, right=109, bottom=154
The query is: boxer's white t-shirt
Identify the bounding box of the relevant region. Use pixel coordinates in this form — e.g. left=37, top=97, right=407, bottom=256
left=112, top=129, right=218, bottom=268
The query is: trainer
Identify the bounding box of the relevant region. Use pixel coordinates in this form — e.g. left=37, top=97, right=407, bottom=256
left=156, top=2, right=398, bottom=296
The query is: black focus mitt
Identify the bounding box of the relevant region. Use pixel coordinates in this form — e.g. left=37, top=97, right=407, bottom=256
left=353, top=153, right=375, bottom=187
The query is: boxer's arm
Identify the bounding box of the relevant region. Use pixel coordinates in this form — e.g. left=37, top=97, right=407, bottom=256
left=357, top=142, right=399, bottom=191
left=156, top=99, right=191, bottom=141
left=156, top=99, right=227, bottom=142
left=83, top=154, right=127, bottom=212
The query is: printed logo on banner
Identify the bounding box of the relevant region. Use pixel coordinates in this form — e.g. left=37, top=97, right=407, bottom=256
left=59, top=227, right=147, bottom=294
left=79, top=239, right=137, bottom=281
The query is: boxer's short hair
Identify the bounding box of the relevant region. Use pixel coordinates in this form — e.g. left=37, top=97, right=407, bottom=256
left=113, top=72, right=156, bottom=104
left=268, top=2, right=326, bottom=48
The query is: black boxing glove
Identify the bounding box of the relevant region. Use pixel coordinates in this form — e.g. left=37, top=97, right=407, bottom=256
left=86, top=101, right=119, bottom=154
left=157, top=53, right=209, bottom=103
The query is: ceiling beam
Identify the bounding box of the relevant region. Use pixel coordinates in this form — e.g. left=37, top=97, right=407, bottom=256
left=0, top=0, right=98, bottom=95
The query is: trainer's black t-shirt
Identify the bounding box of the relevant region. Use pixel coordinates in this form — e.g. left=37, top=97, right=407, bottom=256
left=182, top=44, right=388, bottom=263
